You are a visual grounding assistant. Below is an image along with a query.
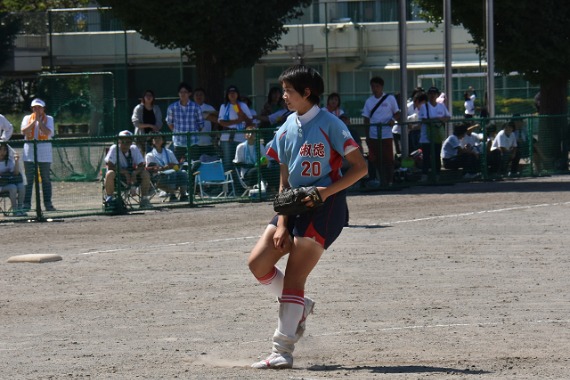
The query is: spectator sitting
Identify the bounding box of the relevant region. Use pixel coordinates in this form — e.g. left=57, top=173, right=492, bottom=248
left=461, top=123, right=482, bottom=157
left=104, top=130, right=153, bottom=209
left=193, top=88, right=219, bottom=158
left=441, top=124, right=480, bottom=179
left=233, top=126, right=278, bottom=191
left=146, top=134, right=189, bottom=202
left=0, top=140, right=25, bottom=216
left=488, top=122, right=517, bottom=177
left=510, top=114, right=545, bottom=175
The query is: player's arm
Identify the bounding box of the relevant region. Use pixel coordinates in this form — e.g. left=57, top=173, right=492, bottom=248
left=316, top=149, right=367, bottom=203
left=273, top=164, right=291, bottom=252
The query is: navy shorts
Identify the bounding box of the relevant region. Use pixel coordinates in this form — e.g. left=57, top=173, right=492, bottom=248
left=270, top=190, right=347, bottom=249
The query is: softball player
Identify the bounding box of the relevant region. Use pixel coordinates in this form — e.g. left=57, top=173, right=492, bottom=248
left=248, top=65, right=367, bottom=369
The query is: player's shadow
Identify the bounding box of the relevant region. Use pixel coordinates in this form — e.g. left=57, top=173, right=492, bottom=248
left=308, top=364, right=490, bottom=375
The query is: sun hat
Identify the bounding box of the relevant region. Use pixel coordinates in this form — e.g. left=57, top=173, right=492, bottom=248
left=31, top=98, right=46, bottom=108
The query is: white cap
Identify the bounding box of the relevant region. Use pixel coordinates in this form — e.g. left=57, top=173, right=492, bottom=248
left=118, top=130, right=133, bottom=137
left=31, top=98, right=46, bottom=108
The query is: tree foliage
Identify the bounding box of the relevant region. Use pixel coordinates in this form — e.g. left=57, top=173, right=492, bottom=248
left=0, top=13, right=20, bottom=70
left=97, top=0, right=311, bottom=105
left=413, top=0, right=570, bottom=86
left=0, top=0, right=90, bottom=12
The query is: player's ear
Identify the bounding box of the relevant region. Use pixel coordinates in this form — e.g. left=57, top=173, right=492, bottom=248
left=303, top=88, right=311, bottom=99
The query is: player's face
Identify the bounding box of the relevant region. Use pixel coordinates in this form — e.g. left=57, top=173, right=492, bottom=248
left=282, top=81, right=311, bottom=115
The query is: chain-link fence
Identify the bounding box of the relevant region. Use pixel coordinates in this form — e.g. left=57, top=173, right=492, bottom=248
left=1, top=115, right=567, bottom=222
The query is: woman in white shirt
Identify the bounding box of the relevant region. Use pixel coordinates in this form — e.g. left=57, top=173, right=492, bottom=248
left=20, top=98, right=55, bottom=211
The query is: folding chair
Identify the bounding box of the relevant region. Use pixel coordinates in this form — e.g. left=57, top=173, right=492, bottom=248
left=0, top=189, right=10, bottom=216
left=101, top=167, right=156, bottom=211
left=234, top=164, right=254, bottom=197
left=193, top=159, right=235, bottom=199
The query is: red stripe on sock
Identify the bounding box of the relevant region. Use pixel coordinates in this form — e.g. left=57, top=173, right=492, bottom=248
left=279, top=289, right=305, bottom=305
left=256, top=267, right=277, bottom=285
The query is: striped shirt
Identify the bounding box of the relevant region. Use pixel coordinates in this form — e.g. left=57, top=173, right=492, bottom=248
left=166, top=100, right=204, bottom=147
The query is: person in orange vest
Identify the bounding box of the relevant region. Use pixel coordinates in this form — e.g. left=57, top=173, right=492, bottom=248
left=20, top=98, right=56, bottom=212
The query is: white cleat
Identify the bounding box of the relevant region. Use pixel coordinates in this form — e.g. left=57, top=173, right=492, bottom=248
left=251, top=352, right=293, bottom=369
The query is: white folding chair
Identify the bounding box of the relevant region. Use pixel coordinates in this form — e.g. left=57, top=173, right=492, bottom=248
left=234, top=165, right=254, bottom=197
left=193, top=159, right=235, bottom=199
left=0, top=189, right=11, bottom=216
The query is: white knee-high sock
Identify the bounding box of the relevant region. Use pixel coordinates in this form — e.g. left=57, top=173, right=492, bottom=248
left=255, top=266, right=284, bottom=297
left=277, top=289, right=305, bottom=338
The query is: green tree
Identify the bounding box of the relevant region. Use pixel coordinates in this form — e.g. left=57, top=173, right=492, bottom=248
left=0, top=0, right=89, bottom=12
left=1, top=0, right=90, bottom=112
left=97, top=0, right=311, bottom=106
left=0, top=13, right=20, bottom=71
left=414, top=0, right=570, bottom=169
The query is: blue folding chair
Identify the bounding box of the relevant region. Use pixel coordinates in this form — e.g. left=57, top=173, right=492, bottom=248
left=193, top=159, right=235, bottom=199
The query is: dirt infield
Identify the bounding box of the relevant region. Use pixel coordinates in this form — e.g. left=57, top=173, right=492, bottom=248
left=1, top=176, right=569, bottom=379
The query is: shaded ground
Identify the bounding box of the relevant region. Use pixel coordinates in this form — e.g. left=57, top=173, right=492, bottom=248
left=1, top=175, right=569, bottom=379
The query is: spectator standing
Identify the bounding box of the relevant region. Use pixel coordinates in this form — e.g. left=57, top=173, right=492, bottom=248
left=362, top=76, right=400, bottom=187
left=131, top=89, right=163, bottom=154
left=218, top=85, right=253, bottom=170
left=406, top=91, right=427, bottom=153
left=418, top=87, right=451, bottom=182
left=258, top=87, right=285, bottom=142
left=0, top=114, right=14, bottom=141
left=464, top=86, right=476, bottom=118
left=166, top=82, right=204, bottom=163
left=323, top=92, right=362, bottom=155
left=20, top=98, right=56, bottom=211
left=192, top=88, right=219, bottom=158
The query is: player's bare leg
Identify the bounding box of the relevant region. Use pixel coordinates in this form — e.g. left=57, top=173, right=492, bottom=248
left=251, top=236, right=323, bottom=369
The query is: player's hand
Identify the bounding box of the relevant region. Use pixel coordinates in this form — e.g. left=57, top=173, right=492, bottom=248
left=302, top=186, right=327, bottom=207
left=273, top=225, right=291, bottom=253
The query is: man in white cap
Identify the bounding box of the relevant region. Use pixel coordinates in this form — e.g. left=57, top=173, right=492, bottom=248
left=104, top=130, right=153, bottom=209
left=20, top=98, right=56, bottom=211
left=0, top=113, right=14, bottom=141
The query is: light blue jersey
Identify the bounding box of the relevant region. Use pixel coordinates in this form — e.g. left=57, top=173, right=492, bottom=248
left=267, top=109, right=359, bottom=188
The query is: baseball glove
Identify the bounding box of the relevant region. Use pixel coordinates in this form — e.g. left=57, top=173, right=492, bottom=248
left=273, top=186, right=324, bottom=215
